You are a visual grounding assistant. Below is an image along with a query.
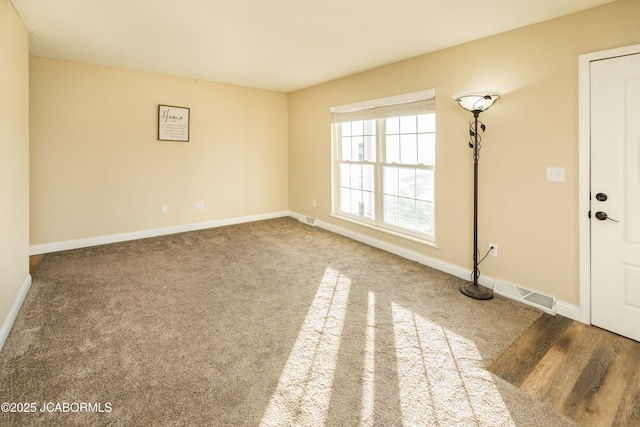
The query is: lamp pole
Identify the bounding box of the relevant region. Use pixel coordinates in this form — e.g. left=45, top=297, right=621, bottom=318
left=472, top=110, right=480, bottom=287
left=453, top=93, right=500, bottom=299
left=458, top=110, right=493, bottom=299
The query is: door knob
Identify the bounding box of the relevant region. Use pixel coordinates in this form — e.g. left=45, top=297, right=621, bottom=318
left=595, top=193, right=608, bottom=201
left=595, top=211, right=619, bottom=222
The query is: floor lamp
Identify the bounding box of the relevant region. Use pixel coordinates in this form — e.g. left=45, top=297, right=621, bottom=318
left=453, top=93, right=500, bottom=300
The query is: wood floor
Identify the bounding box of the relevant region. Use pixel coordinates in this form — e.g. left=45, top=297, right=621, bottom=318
left=29, top=255, right=639, bottom=425
left=490, top=313, right=640, bottom=426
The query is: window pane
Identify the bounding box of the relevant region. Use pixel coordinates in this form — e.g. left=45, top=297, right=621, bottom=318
left=364, top=119, right=376, bottom=135
left=416, top=169, right=434, bottom=202
left=384, top=195, right=399, bottom=225
left=400, top=134, right=417, bottom=165
left=341, top=137, right=352, bottom=161
left=418, top=113, right=435, bottom=133
left=399, top=198, right=416, bottom=229
left=350, top=189, right=373, bottom=218
left=363, top=191, right=375, bottom=219
left=362, top=164, right=375, bottom=192
left=340, top=163, right=350, bottom=188
left=340, top=188, right=350, bottom=212
left=352, top=136, right=364, bottom=161
left=398, top=167, right=415, bottom=198
left=383, top=166, right=398, bottom=196
left=341, top=122, right=352, bottom=137
left=350, top=189, right=362, bottom=214
left=417, top=133, right=435, bottom=165
left=386, top=135, right=399, bottom=163
left=352, top=120, right=364, bottom=136
left=363, top=135, right=376, bottom=162
left=386, top=117, right=399, bottom=135
left=400, top=115, right=417, bottom=134
left=350, top=164, right=362, bottom=190
left=417, top=200, right=435, bottom=234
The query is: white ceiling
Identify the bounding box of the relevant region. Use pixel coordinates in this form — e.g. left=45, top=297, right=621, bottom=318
left=11, top=0, right=614, bottom=92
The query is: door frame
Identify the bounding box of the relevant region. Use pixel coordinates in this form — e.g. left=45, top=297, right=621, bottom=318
left=578, top=43, right=640, bottom=324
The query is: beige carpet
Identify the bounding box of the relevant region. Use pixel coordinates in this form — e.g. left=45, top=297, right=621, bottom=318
left=0, top=217, right=577, bottom=426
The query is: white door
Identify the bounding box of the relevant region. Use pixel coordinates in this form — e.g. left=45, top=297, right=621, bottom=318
left=591, top=53, right=640, bottom=342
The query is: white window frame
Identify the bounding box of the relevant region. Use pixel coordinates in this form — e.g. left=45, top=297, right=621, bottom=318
left=330, top=89, right=436, bottom=244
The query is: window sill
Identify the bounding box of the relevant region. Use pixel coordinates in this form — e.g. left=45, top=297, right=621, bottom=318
left=330, top=214, right=440, bottom=249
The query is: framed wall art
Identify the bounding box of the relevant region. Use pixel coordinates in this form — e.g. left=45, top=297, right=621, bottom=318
left=158, top=105, right=190, bottom=142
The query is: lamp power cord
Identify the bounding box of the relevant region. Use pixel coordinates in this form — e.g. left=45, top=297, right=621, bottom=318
left=470, top=246, right=494, bottom=281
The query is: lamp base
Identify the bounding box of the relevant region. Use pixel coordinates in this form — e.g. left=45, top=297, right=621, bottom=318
left=459, top=282, right=494, bottom=300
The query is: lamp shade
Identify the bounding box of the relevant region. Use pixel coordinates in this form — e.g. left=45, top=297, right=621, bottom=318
left=453, top=93, right=500, bottom=112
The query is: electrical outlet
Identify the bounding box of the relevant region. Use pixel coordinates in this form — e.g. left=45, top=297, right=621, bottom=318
left=193, top=202, right=204, bottom=210
left=161, top=205, right=168, bottom=214
left=546, top=166, right=565, bottom=182
left=488, top=243, right=498, bottom=257
left=312, top=199, right=317, bottom=208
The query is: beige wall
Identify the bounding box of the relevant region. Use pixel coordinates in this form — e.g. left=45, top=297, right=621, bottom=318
left=30, top=58, right=288, bottom=245
left=0, top=0, right=29, bottom=337
left=288, top=0, right=640, bottom=306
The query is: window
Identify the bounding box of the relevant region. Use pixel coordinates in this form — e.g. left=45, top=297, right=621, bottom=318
left=331, top=90, right=436, bottom=242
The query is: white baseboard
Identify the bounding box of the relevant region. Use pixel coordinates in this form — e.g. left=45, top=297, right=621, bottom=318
left=292, top=211, right=578, bottom=317
left=27, top=210, right=581, bottom=321
left=556, top=301, right=580, bottom=321
left=295, top=211, right=496, bottom=287
left=0, top=275, right=32, bottom=352
left=29, top=211, right=290, bottom=255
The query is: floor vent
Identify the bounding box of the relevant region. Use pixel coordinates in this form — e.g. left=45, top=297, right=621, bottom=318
left=494, top=280, right=556, bottom=314
left=299, top=216, right=316, bottom=226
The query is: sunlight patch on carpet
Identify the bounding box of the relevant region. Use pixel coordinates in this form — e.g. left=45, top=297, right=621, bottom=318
left=260, top=267, right=351, bottom=426
left=360, top=291, right=376, bottom=426
left=392, top=302, right=515, bottom=427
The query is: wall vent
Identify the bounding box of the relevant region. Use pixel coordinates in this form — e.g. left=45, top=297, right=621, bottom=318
left=494, top=280, right=556, bottom=314
left=299, top=216, right=316, bottom=226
